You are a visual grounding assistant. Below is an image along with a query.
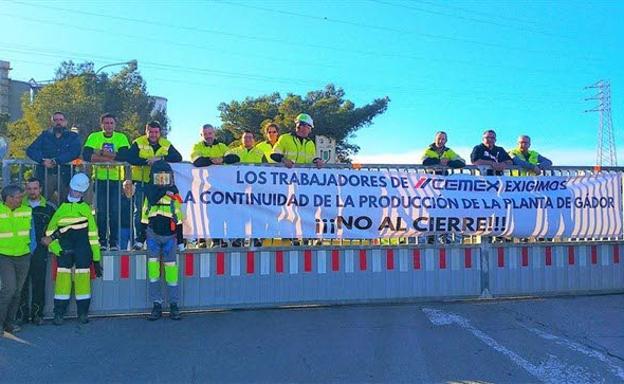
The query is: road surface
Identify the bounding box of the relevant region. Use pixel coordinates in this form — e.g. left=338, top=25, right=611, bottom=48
left=2, top=294, right=623, bottom=383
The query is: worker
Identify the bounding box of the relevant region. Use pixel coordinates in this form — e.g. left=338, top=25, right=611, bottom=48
left=41, top=173, right=101, bottom=325
left=141, top=161, right=184, bottom=321
left=0, top=184, right=34, bottom=334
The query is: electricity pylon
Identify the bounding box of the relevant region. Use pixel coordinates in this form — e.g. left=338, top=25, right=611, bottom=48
left=585, top=80, right=616, bottom=166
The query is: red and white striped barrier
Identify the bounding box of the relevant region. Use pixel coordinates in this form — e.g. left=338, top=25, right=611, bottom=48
left=489, top=243, right=622, bottom=295
left=42, top=242, right=623, bottom=316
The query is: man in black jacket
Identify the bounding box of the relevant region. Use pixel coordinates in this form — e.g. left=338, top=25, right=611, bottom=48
left=17, top=178, right=56, bottom=325
left=470, top=129, right=512, bottom=176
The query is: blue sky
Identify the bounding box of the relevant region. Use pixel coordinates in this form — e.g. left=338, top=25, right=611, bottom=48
left=1, top=0, right=622, bottom=165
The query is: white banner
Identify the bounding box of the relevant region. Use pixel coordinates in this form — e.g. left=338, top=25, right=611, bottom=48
left=174, top=164, right=623, bottom=239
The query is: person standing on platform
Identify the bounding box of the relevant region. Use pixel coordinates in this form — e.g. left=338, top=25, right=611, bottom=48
left=191, top=124, right=229, bottom=248
left=82, top=113, right=131, bottom=250
left=421, top=131, right=466, bottom=174
left=126, top=121, right=182, bottom=250
left=255, top=122, right=280, bottom=163
left=271, top=113, right=324, bottom=246
left=470, top=129, right=512, bottom=176
left=271, top=113, right=323, bottom=168
left=508, top=135, right=552, bottom=176
left=26, top=111, right=81, bottom=204
left=224, top=130, right=266, bottom=247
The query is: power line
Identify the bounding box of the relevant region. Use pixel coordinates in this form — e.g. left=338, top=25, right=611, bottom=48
left=0, top=9, right=602, bottom=80
left=413, top=0, right=543, bottom=27
left=368, top=0, right=576, bottom=40
left=7, top=0, right=605, bottom=64
left=1, top=42, right=590, bottom=102
left=220, top=0, right=599, bottom=61
left=0, top=13, right=341, bottom=73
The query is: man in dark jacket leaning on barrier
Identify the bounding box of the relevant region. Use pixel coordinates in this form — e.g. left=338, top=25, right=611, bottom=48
left=26, top=111, right=81, bottom=204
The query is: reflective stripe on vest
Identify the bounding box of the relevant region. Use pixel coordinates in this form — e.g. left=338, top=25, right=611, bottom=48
left=0, top=204, right=32, bottom=256
left=141, top=195, right=183, bottom=225
left=273, top=133, right=316, bottom=164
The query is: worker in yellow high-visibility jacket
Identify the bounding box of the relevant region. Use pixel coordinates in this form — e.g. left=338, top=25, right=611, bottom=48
left=508, top=135, right=552, bottom=176
left=0, top=184, right=34, bottom=334
left=271, top=113, right=324, bottom=168
left=224, top=131, right=267, bottom=247
left=41, top=173, right=101, bottom=325
left=126, top=121, right=182, bottom=250
left=254, top=122, right=280, bottom=164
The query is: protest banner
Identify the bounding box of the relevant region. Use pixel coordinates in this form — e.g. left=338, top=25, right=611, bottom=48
left=174, top=164, right=623, bottom=239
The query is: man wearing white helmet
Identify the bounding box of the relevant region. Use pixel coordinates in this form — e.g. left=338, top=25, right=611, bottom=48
left=41, top=173, right=101, bottom=325
left=271, top=114, right=324, bottom=246
left=271, top=113, right=324, bottom=168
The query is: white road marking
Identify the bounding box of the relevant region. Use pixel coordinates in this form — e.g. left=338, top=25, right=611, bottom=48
left=1, top=332, right=31, bottom=345
left=422, top=308, right=602, bottom=384
left=521, top=324, right=624, bottom=381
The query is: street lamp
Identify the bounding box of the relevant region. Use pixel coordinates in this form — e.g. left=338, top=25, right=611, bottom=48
left=94, top=59, right=138, bottom=75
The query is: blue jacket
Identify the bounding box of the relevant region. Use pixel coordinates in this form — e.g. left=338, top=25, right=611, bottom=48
left=26, top=128, right=82, bottom=180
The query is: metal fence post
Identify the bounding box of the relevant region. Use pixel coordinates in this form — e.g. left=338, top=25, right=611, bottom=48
left=479, top=236, right=492, bottom=298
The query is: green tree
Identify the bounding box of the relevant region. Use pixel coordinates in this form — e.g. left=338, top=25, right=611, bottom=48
left=6, top=60, right=168, bottom=158
left=218, top=84, right=389, bottom=161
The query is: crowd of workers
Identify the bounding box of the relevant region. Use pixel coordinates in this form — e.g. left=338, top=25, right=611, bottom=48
left=0, top=110, right=552, bottom=332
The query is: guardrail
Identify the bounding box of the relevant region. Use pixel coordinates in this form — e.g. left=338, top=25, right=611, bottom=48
left=39, top=241, right=623, bottom=317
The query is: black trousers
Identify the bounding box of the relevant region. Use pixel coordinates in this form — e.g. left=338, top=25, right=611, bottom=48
left=17, top=247, right=48, bottom=321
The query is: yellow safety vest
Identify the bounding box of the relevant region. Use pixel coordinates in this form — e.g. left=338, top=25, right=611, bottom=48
left=254, top=140, right=277, bottom=163
left=272, top=133, right=317, bottom=164
left=226, top=145, right=265, bottom=164
left=190, top=140, right=229, bottom=162
left=141, top=194, right=184, bottom=225
left=131, top=136, right=173, bottom=182
left=421, top=145, right=463, bottom=163
left=0, top=203, right=32, bottom=257
left=509, top=149, right=539, bottom=176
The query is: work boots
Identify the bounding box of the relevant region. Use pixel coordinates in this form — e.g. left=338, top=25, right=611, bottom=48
left=147, top=302, right=162, bottom=321
left=78, top=313, right=89, bottom=324
left=53, top=312, right=64, bottom=326
left=169, top=303, right=182, bottom=320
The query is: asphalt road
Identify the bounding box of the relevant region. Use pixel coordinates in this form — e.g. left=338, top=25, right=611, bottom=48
left=2, top=294, right=623, bottom=383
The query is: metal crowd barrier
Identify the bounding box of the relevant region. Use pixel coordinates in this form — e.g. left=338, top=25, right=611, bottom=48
left=1, top=159, right=622, bottom=316
left=39, top=241, right=623, bottom=317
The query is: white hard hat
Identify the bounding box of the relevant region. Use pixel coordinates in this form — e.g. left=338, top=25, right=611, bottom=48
left=294, top=113, right=314, bottom=128
left=69, top=173, right=90, bottom=193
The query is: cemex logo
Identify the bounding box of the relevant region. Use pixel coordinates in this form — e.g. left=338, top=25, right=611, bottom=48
left=414, top=176, right=500, bottom=192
